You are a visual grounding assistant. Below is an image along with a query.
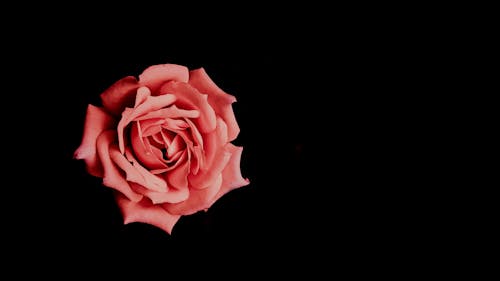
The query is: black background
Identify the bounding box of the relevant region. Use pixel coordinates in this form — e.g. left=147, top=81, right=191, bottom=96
left=4, top=6, right=433, bottom=275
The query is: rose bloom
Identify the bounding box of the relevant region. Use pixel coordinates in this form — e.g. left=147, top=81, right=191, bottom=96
left=74, top=64, right=249, bottom=234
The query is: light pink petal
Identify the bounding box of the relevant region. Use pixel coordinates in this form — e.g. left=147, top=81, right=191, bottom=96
left=134, top=86, right=151, bottom=107
left=201, top=118, right=228, bottom=172
left=185, top=118, right=204, bottom=148
left=139, top=64, right=189, bottom=94
left=117, top=94, right=176, bottom=153
left=190, top=145, right=203, bottom=176
left=166, top=151, right=190, bottom=190
left=115, top=193, right=180, bottom=235
left=208, top=144, right=250, bottom=207
left=160, top=81, right=216, bottom=134
left=135, top=105, right=200, bottom=121
left=164, top=174, right=222, bottom=215
left=100, top=76, right=139, bottom=116
left=189, top=68, right=240, bottom=141
left=117, top=108, right=133, bottom=155
left=130, top=182, right=189, bottom=204
left=167, top=135, right=185, bottom=158
left=130, top=122, right=168, bottom=170
left=120, top=147, right=168, bottom=192
left=126, top=94, right=177, bottom=123
left=140, top=119, right=165, bottom=137
left=74, top=105, right=116, bottom=177
left=187, top=145, right=231, bottom=189
left=220, top=144, right=250, bottom=189
left=161, top=118, right=189, bottom=130
left=96, top=130, right=143, bottom=202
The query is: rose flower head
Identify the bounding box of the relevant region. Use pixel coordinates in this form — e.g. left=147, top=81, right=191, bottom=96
left=74, top=64, right=249, bottom=234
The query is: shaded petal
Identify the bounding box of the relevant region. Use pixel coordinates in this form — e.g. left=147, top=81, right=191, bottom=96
left=125, top=94, right=177, bottom=123
left=208, top=144, right=250, bottom=207
left=190, top=145, right=203, bottom=176
left=185, top=118, right=204, bottom=148
left=130, top=122, right=167, bottom=170
left=166, top=151, right=189, bottom=190
left=167, top=135, right=185, bottom=158
left=96, top=130, right=143, bottom=202
left=140, top=119, right=165, bottom=137
left=74, top=105, right=116, bottom=177
left=108, top=146, right=167, bottom=193
left=139, top=64, right=189, bottom=94
left=115, top=193, right=181, bottom=235
left=100, top=76, right=139, bottom=116
left=135, top=105, right=200, bottom=121
left=189, top=68, right=240, bottom=141
left=164, top=174, right=222, bottom=215
left=187, top=145, right=231, bottom=189
left=130, top=182, right=189, bottom=204
left=117, top=94, right=176, bottom=153
left=134, top=86, right=151, bottom=107
left=201, top=118, right=228, bottom=172
left=161, top=118, right=189, bottom=130
left=160, top=81, right=216, bottom=133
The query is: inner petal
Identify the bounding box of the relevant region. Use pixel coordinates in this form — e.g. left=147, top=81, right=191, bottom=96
left=161, top=118, right=189, bottom=130
left=135, top=105, right=200, bottom=121
left=167, top=135, right=186, bottom=158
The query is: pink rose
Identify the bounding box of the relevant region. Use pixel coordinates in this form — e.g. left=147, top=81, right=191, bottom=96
left=74, top=64, right=249, bottom=234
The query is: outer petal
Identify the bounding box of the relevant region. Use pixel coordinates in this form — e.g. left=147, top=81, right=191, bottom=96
left=96, top=130, right=143, bottom=202
left=188, top=146, right=231, bottom=189
left=139, top=64, right=189, bottom=94
left=189, top=68, right=240, bottom=141
left=160, top=81, right=217, bottom=133
left=74, top=105, right=116, bottom=177
left=130, top=182, right=189, bottom=204
left=208, top=144, right=250, bottom=207
left=100, top=76, right=139, bottom=116
left=115, top=193, right=181, bottom=234
left=164, top=174, right=222, bottom=215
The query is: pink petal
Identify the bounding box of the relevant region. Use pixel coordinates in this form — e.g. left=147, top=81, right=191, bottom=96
left=96, top=130, right=143, bottom=202
left=185, top=118, right=204, bottom=148
left=140, top=119, right=165, bottom=137
left=125, top=148, right=168, bottom=193
left=166, top=151, right=190, bottom=190
left=135, top=105, right=200, bottom=121
left=130, top=122, right=167, bottom=170
left=115, top=193, right=181, bottom=235
left=126, top=94, right=177, bottom=123
left=74, top=105, right=116, bottom=177
left=190, top=145, right=203, bottom=176
left=130, top=182, right=189, bottom=204
left=161, top=118, right=189, bottom=130
left=209, top=144, right=250, bottom=207
left=164, top=174, right=222, bottom=215
left=108, top=145, right=167, bottom=193
left=134, top=86, right=151, bottom=107
left=117, top=94, right=176, bottom=153
left=160, top=81, right=216, bottom=134
left=201, top=118, right=228, bottom=172
left=100, top=76, right=139, bottom=116
left=139, top=64, right=189, bottom=94
left=220, top=144, right=250, bottom=189
left=187, top=145, right=231, bottom=189
left=189, top=68, right=240, bottom=141
left=167, top=135, right=185, bottom=158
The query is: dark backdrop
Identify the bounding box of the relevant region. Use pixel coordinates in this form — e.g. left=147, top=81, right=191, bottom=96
left=5, top=8, right=426, bottom=275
